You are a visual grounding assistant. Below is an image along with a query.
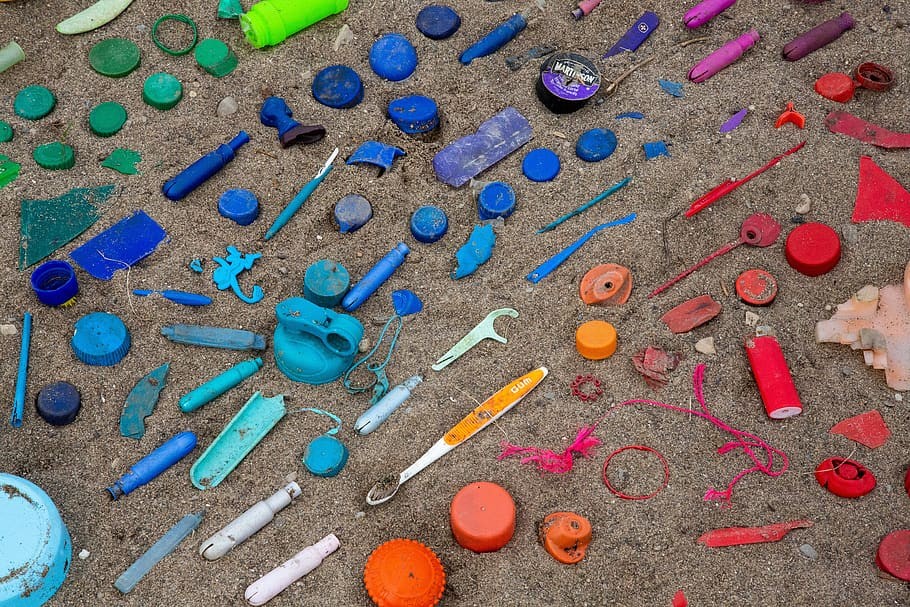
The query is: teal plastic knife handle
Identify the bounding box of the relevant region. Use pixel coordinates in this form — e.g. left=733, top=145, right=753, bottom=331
left=179, top=358, right=264, bottom=412
left=264, top=164, right=334, bottom=240
left=114, top=511, right=204, bottom=594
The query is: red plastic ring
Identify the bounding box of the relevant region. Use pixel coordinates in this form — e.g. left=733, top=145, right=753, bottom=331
left=602, top=445, right=670, bottom=500
left=571, top=374, right=603, bottom=402
left=855, top=62, right=894, bottom=92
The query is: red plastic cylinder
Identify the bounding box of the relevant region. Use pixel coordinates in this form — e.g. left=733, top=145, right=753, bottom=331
left=744, top=334, right=802, bottom=419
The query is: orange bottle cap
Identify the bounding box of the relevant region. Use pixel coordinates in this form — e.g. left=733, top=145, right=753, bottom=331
left=539, top=511, right=592, bottom=564
left=575, top=320, right=617, bottom=360
left=579, top=263, right=632, bottom=305
left=449, top=481, right=516, bottom=553
left=364, top=538, right=445, bottom=607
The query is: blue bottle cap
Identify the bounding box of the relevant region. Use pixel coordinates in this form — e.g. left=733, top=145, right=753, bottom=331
left=312, top=65, right=364, bottom=109
left=304, top=259, right=351, bottom=308
left=477, top=182, right=516, bottom=220
left=388, top=95, right=439, bottom=135
left=369, top=33, right=418, bottom=82
left=71, top=312, right=131, bottom=366
left=218, top=189, right=259, bottom=225
left=416, top=5, right=461, bottom=40
left=522, top=148, right=561, bottom=182
left=410, top=205, right=449, bottom=243
left=576, top=128, right=617, bottom=162
left=35, top=381, right=81, bottom=426
left=334, top=194, right=373, bottom=233
left=30, top=260, right=78, bottom=307
left=303, top=434, right=349, bottom=477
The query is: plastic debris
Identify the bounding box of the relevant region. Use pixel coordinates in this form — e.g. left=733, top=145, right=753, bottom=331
left=364, top=539, right=445, bottom=607
left=615, top=112, right=644, bottom=120
left=36, top=381, right=82, bottom=426
left=782, top=11, right=853, bottom=61
left=697, top=520, right=812, bottom=547
left=57, top=0, right=135, bottom=34
left=212, top=245, right=264, bottom=304
left=522, top=148, right=561, bottom=181
left=70, top=210, right=167, bottom=280
left=433, top=308, right=518, bottom=371
left=370, top=33, right=418, bottom=81
left=684, top=0, right=736, bottom=28
left=334, top=194, right=373, bottom=233
left=572, top=0, right=603, bottom=19
left=9, top=312, right=32, bottom=428
left=477, top=182, right=516, bottom=220
left=259, top=96, right=325, bottom=147
left=416, top=5, right=461, bottom=40
left=825, top=111, right=910, bottom=149
left=852, top=156, right=910, bottom=227
left=570, top=375, right=603, bottom=402
left=658, top=79, right=684, bottom=97
left=688, top=30, right=758, bottom=83
left=107, top=431, right=197, bottom=499
left=576, top=320, right=617, bottom=361
left=388, top=95, right=439, bottom=135
left=161, top=324, right=266, bottom=350
left=504, top=45, right=555, bottom=71
left=460, top=11, right=527, bottom=65
left=876, top=530, right=910, bottom=581
left=720, top=108, right=748, bottom=133
left=661, top=295, right=722, bottom=334
left=71, top=312, right=131, bottom=366
left=179, top=358, right=263, bottom=413
left=119, top=363, right=169, bottom=440
left=133, top=289, right=211, bottom=306
left=775, top=102, right=805, bottom=129
left=643, top=141, right=670, bottom=159
left=162, top=131, right=249, bottom=201
left=540, top=512, right=592, bottom=564
left=346, top=141, right=405, bottom=175
left=342, top=242, right=410, bottom=311
left=603, top=444, right=670, bottom=500
left=14, top=85, right=56, bottom=120
left=312, top=64, right=364, bottom=108
left=218, top=189, right=259, bottom=226
left=411, top=205, right=449, bottom=243
left=304, top=260, right=350, bottom=307
left=0, top=41, right=25, bottom=74
left=266, top=148, right=337, bottom=240
left=673, top=590, right=689, bottom=607
left=579, top=263, right=632, bottom=305
left=575, top=128, right=617, bottom=162
left=746, top=329, right=802, bottom=419
left=816, top=457, right=876, bottom=498
left=528, top=213, right=637, bottom=283
left=784, top=222, right=841, bottom=276
left=391, top=290, right=423, bottom=316
left=188, top=259, right=204, bottom=273
left=114, top=511, right=204, bottom=594
left=632, top=346, right=681, bottom=390
left=452, top=224, right=496, bottom=279
left=536, top=53, right=600, bottom=113
left=241, top=0, right=347, bottom=48
left=355, top=375, right=422, bottom=435
left=830, top=410, right=890, bottom=449
left=736, top=269, right=778, bottom=306
left=217, top=0, right=243, bottom=18
left=33, top=142, right=75, bottom=170
left=246, top=534, right=340, bottom=605
left=0, top=154, right=21, bottom=189
left=450, top=481, right=515, bottom=553
left=604, top=11, right=659, bottom=57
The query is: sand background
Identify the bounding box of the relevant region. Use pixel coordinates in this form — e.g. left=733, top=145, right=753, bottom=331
left=1, top=0, right=910, bottom=605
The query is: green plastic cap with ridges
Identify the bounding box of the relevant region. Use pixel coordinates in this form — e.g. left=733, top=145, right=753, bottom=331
left=143, top=72, right=183, bottom=110
left=14, top=85, right=56, bottom=120
left=89, top=102, right=128, bottom=137
left=33, top=142, right=75, bottom=170
left=0, top=120, right=12, bottom=142
left=240, top=0, right=349, bottom=48
left=194, top=38, right=237, bottom=77
left=88, top=38, right=141, bottom=77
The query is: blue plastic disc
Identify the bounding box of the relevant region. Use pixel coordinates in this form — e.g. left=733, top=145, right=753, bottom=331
left=410, top=205, right=448, bottom=243
left=35, top=381, right=81, bottom=426
left=218, top=189, right=259, bottom=226
left=369, top=33, right=418, bottom=82
left=416, top=5, right=462, bottom=40
left=30, top=260, right=78, bottom=307
left=303, top=260, right=350, bottom=308
left=303, top=434, right=349, bottom=477
left=522, top=148, right=561, bottom=182
left=477, top=182, right=516, bottom=220
left=334, top=194, right=373, bottom=233
left=312, top=65, right=364, bottom=109
left=71, top=312, right=131, bottom=366
left=388, top=95, right=439, bottom=135
left=576, top=128, right=617, bottom=162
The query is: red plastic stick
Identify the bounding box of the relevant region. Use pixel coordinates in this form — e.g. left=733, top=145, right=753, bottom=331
left=697, top=520, right=812, bottom=547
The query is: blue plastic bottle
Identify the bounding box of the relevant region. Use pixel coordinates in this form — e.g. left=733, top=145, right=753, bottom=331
left=107, top=431, right=198, bottom=499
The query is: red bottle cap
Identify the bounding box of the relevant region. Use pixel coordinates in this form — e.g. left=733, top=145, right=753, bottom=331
left=449, top=481, right=516, bottom=553
left=815, top=457, right=876, bottom=498
left=876, top=530, right=910, bottom=581
left=735, top=269, right=778, bottom=305
left=785, top=222, right=841, bottom=276
left=814, top=72, right=856, bottom=102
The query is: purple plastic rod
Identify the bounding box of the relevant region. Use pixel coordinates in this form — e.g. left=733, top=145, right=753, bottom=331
left=688, top=29, right=759, bottom=83
left=782, top=12, right=854, bottom=61
left=684, top=0, right=737, bottom=28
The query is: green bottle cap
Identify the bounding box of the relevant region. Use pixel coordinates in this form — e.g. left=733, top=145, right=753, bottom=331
left=14, top=86, right=56, bottom=120
left=142, top=72, right=183, bottom=110
left=0, top=120, right=12, bottom=142
left=194, top=38, right=237, bottom=78
left=88, top=38, right=141, bottom=78
left=33, top=142, right=75, bottom=170
left=88, top=102, right=128, bottom=137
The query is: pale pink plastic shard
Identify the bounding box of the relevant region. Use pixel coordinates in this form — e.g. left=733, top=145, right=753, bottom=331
left=816, top=263, right=910, bottom=390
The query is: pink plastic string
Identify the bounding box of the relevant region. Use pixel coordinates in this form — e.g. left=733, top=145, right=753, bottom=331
left=498, top=364, right=789, bottom=505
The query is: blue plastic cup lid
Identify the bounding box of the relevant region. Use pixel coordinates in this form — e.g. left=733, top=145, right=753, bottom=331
left=388, top=95, right=439, bottom=135
left=416, top=5, right=462, bottom=40
left=369, top=33, right=418, bottom=82
left=30, top=260, right=78, bottom=307
left=218, top=189, right=260, bottom=226
left=410, top=205, right=449, bottom=243
left=303, top=435, right=349, bottom=477
left=576, top=128, right=618, bottom=162
left=312, top=65, right=364, bottom=109
left=522, top=148, right=561, bottom=182
left=36, top=381, right=81, bottom=426
left=478, top=182, right=516, bottom=220
left=71, top=311, right=131, bottom=366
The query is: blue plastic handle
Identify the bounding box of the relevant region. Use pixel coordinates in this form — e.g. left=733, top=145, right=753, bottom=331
left=459, top=12, right=527, bottom=65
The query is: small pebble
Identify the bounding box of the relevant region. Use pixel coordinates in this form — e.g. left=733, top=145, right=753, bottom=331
left=894, top=392, right=903, bottom=402
left=277, top=267, right=288, bottom=275
left=217, top=96, right=239, bottom=117
left=841, top=224, right=859, bottom=245
left=745, top=311, right=760, bottom=327
left=799, top=544, right=818, bottom=560
left=78, top=549, right=90, bottom=560
left=695, top=337, right=716, bottom=355
left=796, top=194, right=811, bottom=214
left=0, top=324, right=17, bottom=336
left=358, top=338, right=370, bottom=353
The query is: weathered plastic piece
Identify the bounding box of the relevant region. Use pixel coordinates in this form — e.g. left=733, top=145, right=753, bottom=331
left=684, top=0, right=736, bottom=28
left=459, top=12, right=527, bottom=65
left=355, top=375, right=422, bottom=434
left=132, top=289, right=211, bottom=306
left=265, top=148, right=337, bottom=240
left=190, top=392, right=286, bottom=490
left=346, top=141, right=405, bottom=175
left=746, top=330, right=802, bottom=419
left=830, top=410, right=890, bottom=449
left=259, top=97, right=325, bottom=147
left=540, top=512, right=592, bottom=564
left=162, top=131, right=249, bottom=201
left=697, top=520, right=811, bottom=547
left=782, top=12, right=853, bottom=61
left=56, top=0, right=135, bottom=34
left=161, top=324, right=266, bottom=350
left=114, top=511, right=203, bottom=594
left=240, top=0, right=348, bottom=48
left=452, top=224, right=495, bottom=280
left=720, top=108, right=748, bottom=133
left=0, top=154, right=20, bottom=189
left=0, top=41, right=25, bottom=74
left=433, top=107, right=532, bottom=187
left=200, top=483, right=302, bottom=560
left=9, top=312, right=32, bottom=428
left=213, top=246, right=263, bottom=304
left=643, top=141, right=670, bottom=159
left=579, top=264, right=632, bottom=305
left=334, top=194, right=372, bottom=233
left=119, top=363, right=169, bottom=439
left=341, top=243, right=410, bottom=311
left=432, top=309, right=518, bottom=371
left=107, top=431, right=197, bottom=499
left=218, top=0, right=243, bottom=18
left=688, top=30, right=758, bottom=83
left=391, top=290, right=423, bottom=316
left=661, top=295, right=721, bottom=334
left=537, top=177, right=630, bottom=233
left=69, top=210, right=166, bottom=280
left=816, top=458, right=876, bottom=498
left=101, top=148, right=141, bottom=174
left=826, top=111, right=910, bottom=150
left=179, top=358, right=263, bottom=412
left=603, top=11, right=659, bottom=57
left=244, top=534, right=340, bottom=605
left=632, top=346, right=681, bottom=389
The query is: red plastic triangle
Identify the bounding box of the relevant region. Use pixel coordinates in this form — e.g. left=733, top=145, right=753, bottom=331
left=830, top=409, right=891, bottom=449
left=852, top=156, right=910, bottom=227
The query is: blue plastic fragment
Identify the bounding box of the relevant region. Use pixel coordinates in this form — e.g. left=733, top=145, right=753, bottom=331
left=303, top=434, right=349, bottom=477
left=603, top=11, right=659, bottom=57
left=433, top=107, right=532, bottom=187
left=119, top=363, right=169, bottom=440
left=452, top=224, right=496, bottom=279
left=107, top=431, right=197, bottom=499
left=132, top=289, right=212, bottom=306
left=460, top=12, right=527, bottom=65
left=720, top=108, right=749, bottom=133
left=410, top=205, right=448, bottom=243
left=388, top=95, right=439, bottom=135
left=161, top=324, right=266, bottom=350
left=416, top=5, right=461, bottom=40
left=576, top=128, right=617, bottom=162
left=615, top=112, right=645, bottom=120
left=643, top=141, right=671, bottom=159
left=189, top=259, right=203, bottom=273
left=312, top=65, right=364, bottom=109
left=346, top=141, right=406, bottom=174
left=218, top=189, right=259, bottom=225
left=369, top=33, right=418, bottom=81
left=658, top=79, right=685, bottom=98
left=70, top=210, right=167, bottom=280
left=114, top=511, right=204, bottom=594
left=391, top=289, right=423, bottom=316
left=334, top=194, right=373, bottom=233
left=477, top=181, right=516, bottom=220
left=522, top=148, right=561, bottom=182
left=342, top=243, right=410, bottom=312
left=212, top=245, right=263, bottom=304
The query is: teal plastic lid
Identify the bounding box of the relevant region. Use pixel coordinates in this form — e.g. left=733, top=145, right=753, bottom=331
left=142, top=72, right=183, bottom=110
left=33, top=142, right=75, bottom=170
left=0, top=473, right=72, bottom=607
left=88, top=101, right=127, bottom=137
left=14, top=86, right=56, bottom=120
left=194, top=38, right=237, bottom=78
left=303, top=434, right=349, bottom=477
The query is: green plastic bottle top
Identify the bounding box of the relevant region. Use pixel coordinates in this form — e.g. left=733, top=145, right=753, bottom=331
left=88, top=38, right=141, bottom=77
left=14, top=85, right=56, bottom=120
left=194, top=38, right=238, bottom=78
left=34, top=142, right=75, bottom=170
left=0, top=120, right=12, bottom=142
left=240, top=0, right=349, bottom=48
left=143, top=72, right=183, bottom=110
left=89, top=102, right=128, bottom=137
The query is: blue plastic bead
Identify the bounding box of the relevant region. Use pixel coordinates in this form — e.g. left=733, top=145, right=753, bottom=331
left=369, top=33, right=418, bottom=82
left=312, top=65, right=364, bottom=109
left=71, top=312, right=131, bottom=366
left=35, top=381, right=81, bottom=426
left=334, top=194, right=373, bottom=233
left=477, top=182, right=516, bottom=220
left=576, top=128, right=617, bottom=162
left=218, top=189, right=259, bottom=225
left=416, top=5, right=461, bottom=40
left=522, top=148, right=561, bottom=182
left=388, top=95, right=439, bottom=135
left=303, top=434, right=348, bottom=477
left=410, top=205, right=449, bottom=243
left=30, top=260, right=79, bottom=307
left=303, top=260, right=350, bottom=308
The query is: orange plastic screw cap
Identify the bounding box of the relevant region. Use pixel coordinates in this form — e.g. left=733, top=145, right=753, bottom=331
left=579, top=263, right=632, bottom=305
left=575, top=320, right=617, bottom=360
left=450, top=481, right=516, bottom=553
left=539, top=511, right=592, bottom=564
left=364, top=538, right=445, bottom=607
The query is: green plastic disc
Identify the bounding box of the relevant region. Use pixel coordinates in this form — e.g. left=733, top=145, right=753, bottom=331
left=194, top=38, right=237, bottom=78
left=0, top=121, right=12, bottom=142
left=88, top=38, right=141, bottom=78
left=14, top=86, right=56, bottom=120
left=33, top=142, right=75, bottom=170
left=88, top=102, right=127, bottom=137
left=142, top=72, right=183, bottom=110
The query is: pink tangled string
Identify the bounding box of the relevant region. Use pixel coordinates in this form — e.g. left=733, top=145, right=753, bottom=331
left=498, top=364, right=789, bottom=505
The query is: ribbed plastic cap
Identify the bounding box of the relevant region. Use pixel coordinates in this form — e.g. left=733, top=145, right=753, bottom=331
left=450, top=482, right=516, bottom=553
left=477, top=181, right=516, bottom=220
left=30, top=260, right=78, bottom=307
left=33, top=142, right=75, bottom=170
left=36, top=381, right=81, bottom=426
left=410, top=205, right=448, bottom=243
left=143, top=72, right=183, bottom=110
left=303, top=435, right=349, bottom=477
left=364, top=539, right=445, bottom=607
left=312, top=65, right=363, bottom=109
left=88, top=101, right=128, bottom=137
left=71, top=312, right=131, bottom=366
left=14, top=85, right=56, bottom=120
left=194, top=38, right=237, bottom=78
left=522, top=148, right=561, bottom=182
left=576, top=320, right=617, bottom=360
left=388, top=95, right=439, bottom=135
left=89, top=38, right=141, bottom=78
left=218, top=189, right=259, bottom=225
left=784, top=222, right=841, bottom=276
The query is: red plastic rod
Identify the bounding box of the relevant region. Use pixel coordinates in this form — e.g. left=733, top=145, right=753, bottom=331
left=698, top=520, right=812, bottom=547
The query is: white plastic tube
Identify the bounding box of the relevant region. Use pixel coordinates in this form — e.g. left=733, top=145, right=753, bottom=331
left=354, top=375, right=422, bottom=435
left=244, top=534, right=340, bottom=605
left=0, top=41, right=25, bottom=74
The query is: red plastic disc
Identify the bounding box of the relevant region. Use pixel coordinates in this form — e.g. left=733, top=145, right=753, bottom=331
left=876, top=530, right=910, bottom=581
left=814, top=72, right=856, bottom=103
left=785, top=222, right=841, bottom=277
left=735, top=269, right=778, bottom=305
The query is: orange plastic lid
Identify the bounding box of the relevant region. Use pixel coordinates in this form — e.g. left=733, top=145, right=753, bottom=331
left=575, top=320, right=617, bottom=360
left=579, top=263, right=632, bottom=305
left=364, top=538, right=445, bottom=607
left=450, top=481, right=516, bottom=553
left=539, top=511, right=592, bottom=564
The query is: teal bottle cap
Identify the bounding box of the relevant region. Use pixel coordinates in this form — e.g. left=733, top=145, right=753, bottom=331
left=303, top=434, right=349, bottom=477
left=143, top=72, right=183, bottom=110
left=303, top=259, right=350, bottom=307
left=88, top=38, right=141, bottom=77
left=194, top=38, right=237, bottom=78
left=71, top=312, right=131, bottom=366
left=88, top=101, right=128, bottom=137
left=0, top=120, right=12, bottom=142
left=33, top=142, right=75, bottom=170
left=14, top=85, right=56, bottom=120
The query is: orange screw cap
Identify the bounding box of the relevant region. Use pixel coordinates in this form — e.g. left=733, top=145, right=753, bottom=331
left=450, top=481, right=516, bottom=553
left=579, top=263, right=632, bottom=305
left=539, top=511, right=592, bottom=564
left=364, top=538, right=445, bottom=607
left=576, top=320, right=617, bottom=360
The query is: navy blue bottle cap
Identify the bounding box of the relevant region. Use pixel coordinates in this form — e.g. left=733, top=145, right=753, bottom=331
left=30, top=260, right=79, bottom=307
left=410, top=205, right=449, bottom=243
left=218, top=189, right=259, bottom=225
left=416, top=5, right=461, bottom=40
left=477, top=182, right=516, bottom=220
left=312, top=65, right=364, bottom=109
left=303, top=434, right=349, bottom=477
left=576, top=128, right=617, bottom=162
left=71, top=312, right=131, bottom=366
left=334, top=194, right=373, bottom=233
left=304, top=259, right=350, bottom=308
left=522, top=148, right=561, bottom=182
left=388, top=95, right=439, bottom=135
left=369, top=33, right=418, bottom=82
left=35, top=381, right=81, bottom=426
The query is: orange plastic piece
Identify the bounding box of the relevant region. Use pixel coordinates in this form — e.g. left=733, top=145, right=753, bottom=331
left=575, top=320, right=617, bottom=360
left=450, top=481, right=516, bottom=553
left=364, top=538, right=445, bottom=607
left=775, top=102, right=805, bottom=129
left=539, top=511, right=592, bottom=564
left=579, top=263, right=632, bottom=305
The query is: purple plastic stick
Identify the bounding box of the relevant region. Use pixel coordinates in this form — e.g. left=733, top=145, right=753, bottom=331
left=720, top=109, right=748, bottom=133
left=688, top=29, right=759, bottom=83
left=684, top=0, right=737, bottom=28
left=782, top=12, right=854, bottom=61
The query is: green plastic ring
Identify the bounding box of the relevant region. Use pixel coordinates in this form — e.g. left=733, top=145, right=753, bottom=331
left=151, top=14, right=199, bottom=56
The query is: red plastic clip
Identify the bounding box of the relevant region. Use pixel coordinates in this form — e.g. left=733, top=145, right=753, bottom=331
left=570, top=375, right=603, bottom=402
left=815, top=457, right=876, bottom=498
left=775, top=102, right=806, bottom=129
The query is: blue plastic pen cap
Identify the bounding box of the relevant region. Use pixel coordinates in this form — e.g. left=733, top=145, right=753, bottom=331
left=410, top=205, right=449, bottom=243
left=218, top=189, right=260, bottom=225
left=71, top=312, right=131, bottom=366
left=30, top=260, right=78, bottom=307
left=478, top=182, right=516, bottom=220
left=35, top=381, right=81, bottom=426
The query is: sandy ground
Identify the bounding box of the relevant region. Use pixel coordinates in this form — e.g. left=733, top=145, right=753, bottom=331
left=2, top=0, right=910, bottom=605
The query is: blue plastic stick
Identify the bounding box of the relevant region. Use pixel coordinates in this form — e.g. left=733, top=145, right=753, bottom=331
left=459, top=12, right=528, bottom=65
left=132, top=289, right=212, bottom=306
left=536, top=177, right=632, bottom=234
left=162, top=131, right=250, bottom=201
left=341, top=243, right=410, bottom=312
left=527, top=213, right=637, bottom=283
left=264, top=148, right=338, bottom=241
left=10, top=312, right=32, bottom=428
left=106, top=431, right=197, bottom=499
left=114, top=511, right=204, bottom=594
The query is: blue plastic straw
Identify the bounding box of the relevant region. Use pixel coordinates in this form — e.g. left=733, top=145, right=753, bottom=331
left=10, top=312, right=32, bottom=428
left=536, top=177, right=632, bottom=234
left=114, top=511, right=204, bottom=594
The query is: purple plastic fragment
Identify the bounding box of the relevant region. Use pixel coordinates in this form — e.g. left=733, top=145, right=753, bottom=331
left=432, top=107, right=532, bottom=187
left=720, top=108, right=748, bottom=133
left=70, top=211, right=167, bottom=280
